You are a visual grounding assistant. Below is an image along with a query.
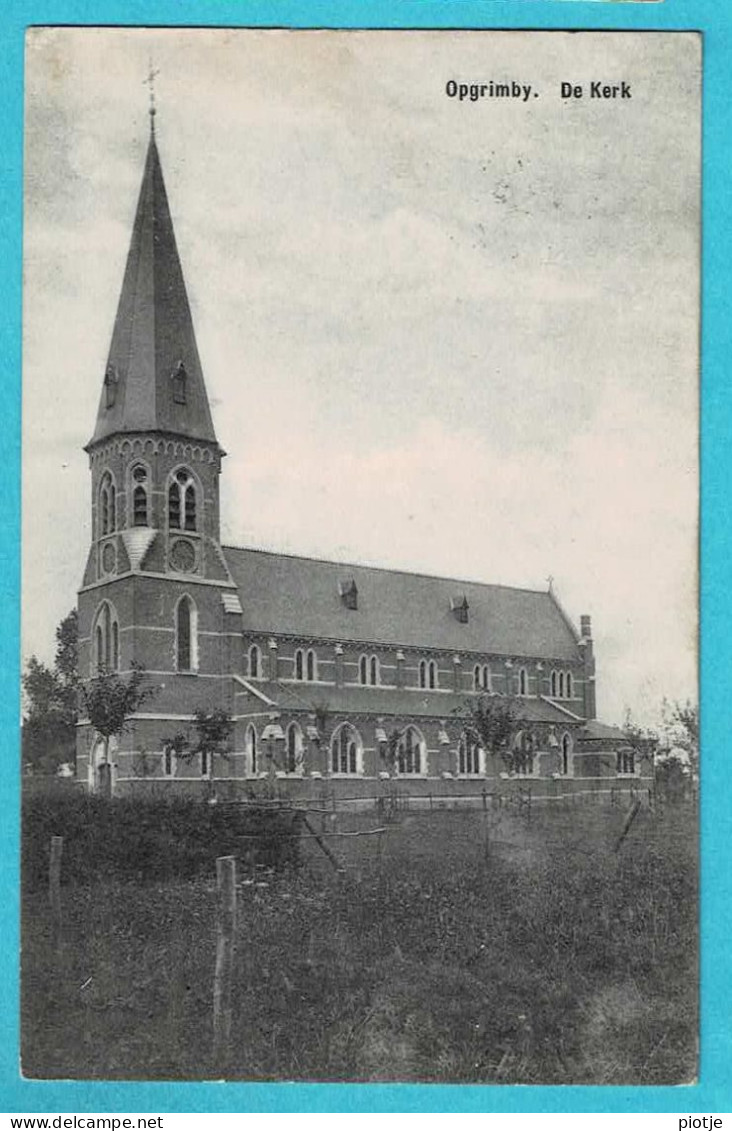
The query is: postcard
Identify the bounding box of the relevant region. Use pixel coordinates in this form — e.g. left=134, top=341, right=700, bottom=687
left=20, top=26, right=699, bottom=1094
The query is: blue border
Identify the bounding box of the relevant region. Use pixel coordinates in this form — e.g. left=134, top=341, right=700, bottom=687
left=3, top=0, right=729, bottom=1114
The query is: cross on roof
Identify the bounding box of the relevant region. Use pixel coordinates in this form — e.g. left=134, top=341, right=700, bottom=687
left=143, top=61, right=160, bottom=131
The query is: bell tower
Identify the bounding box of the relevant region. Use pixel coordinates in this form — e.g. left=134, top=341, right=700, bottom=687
left=76, top=108, right=243, bottom=794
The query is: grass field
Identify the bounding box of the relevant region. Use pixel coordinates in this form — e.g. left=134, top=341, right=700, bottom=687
left=21, top=796, right=697, bottom=1083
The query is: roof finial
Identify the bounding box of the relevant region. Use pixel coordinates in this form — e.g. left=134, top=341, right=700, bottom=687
left=144, top=59, right=160, bottom=135
left=547, top=574, right=555, bottom=593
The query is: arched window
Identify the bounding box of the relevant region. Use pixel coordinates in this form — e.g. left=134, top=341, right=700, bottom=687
left=102, top=603, right=111, bottom=663
left=306, top=649, right=317, bottom=682
left=168, top=468, right=197, bottom=532
left=359, top=655, right=368, bottom=685
left=176, top=595, right=197, bottom=672
left=558, top=671, right=565, bottom=699
left=518, top=667, right=528, bottom=696
left=369, top=655, right=379, bottom=686
left=92, top=601, right=120, bottom=673
left=285, top=723, right=303, bottom=774
left=131, top=464, right=149, bottom=527
left=246, top=725, right=258, bottom=775
left=360, top=654, right=379, bottom=686
left=513, top=731, right=536, bottom=776
left=99, top=471, right=116, bottom=537
left=428, top=660, right=438, bottom=690
left=294, top=649, right=304, bottom=680
left=163, top=744, right=176, bottom=777
left=561, top=732, right=572, bottom=776
left=249, top=645, right=261, bottom=679
left=200, top=749, right=210, bottom=777
left=550, top=670, right=558, bottom=697
left=419, top=660, right=427, bottom=689
left=458, top=733, right=482, bottom=776
left=565, top=671, right=573, bottom=699
left=396, top=726, right=425, bottom=775
left=330, top=723, right=361, bottom=775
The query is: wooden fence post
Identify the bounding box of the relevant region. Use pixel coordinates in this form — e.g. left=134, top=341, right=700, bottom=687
left=615, top=797, right=642, bottom=852
left=302, top=814, right=344, bottom=873
left=213, top=855, right=237, bottom=1070
left=49, top=836, right=63, bottom=949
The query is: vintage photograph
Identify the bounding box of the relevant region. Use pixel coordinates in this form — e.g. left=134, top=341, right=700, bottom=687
left=21, top=28, right=699, bottom=1083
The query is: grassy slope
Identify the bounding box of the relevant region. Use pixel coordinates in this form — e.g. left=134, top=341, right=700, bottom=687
left=21, top=801, right=697, bottom=1083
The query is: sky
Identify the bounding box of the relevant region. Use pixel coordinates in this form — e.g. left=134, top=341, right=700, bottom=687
left=22, top=28, right=700, bottom=727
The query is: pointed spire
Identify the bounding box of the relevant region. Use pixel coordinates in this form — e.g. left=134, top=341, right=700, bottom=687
left=89, top=124, right=218, bottom=449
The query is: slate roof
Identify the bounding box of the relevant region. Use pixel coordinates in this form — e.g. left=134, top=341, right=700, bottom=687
left=89, top=128, right=218, bottom=448
left=236, top=679, right=585, bottom=725
left=223, top=546, right=582, bottom=661
left=577, top=720, right=629, bottom=744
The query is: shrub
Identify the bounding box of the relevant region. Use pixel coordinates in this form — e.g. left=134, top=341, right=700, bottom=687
left=21, top=793, right=300, bottom=889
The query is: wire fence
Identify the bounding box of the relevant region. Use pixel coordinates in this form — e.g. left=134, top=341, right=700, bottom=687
left=218, top=782, right=664, bottom=818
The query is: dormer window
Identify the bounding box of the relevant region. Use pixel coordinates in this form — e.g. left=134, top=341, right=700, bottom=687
left=171, top=361, right=187, bottom=405
left=339, top=579, right=358, bottom=610
left=104, top=364, right=118, bottom=409
left=451, top=594, right=469, bottom=624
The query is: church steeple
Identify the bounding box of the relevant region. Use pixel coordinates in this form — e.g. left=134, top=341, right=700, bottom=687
left=89, top=123, right=218, bottom=449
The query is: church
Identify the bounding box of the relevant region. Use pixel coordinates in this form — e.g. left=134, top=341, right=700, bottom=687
left=76, top=114, right=643, bottom=800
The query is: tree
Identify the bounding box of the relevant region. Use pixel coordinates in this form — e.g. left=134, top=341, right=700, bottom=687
left=656, top=699, right=699, bottom=796
left=458, top=694, right=522, bottom=774
left=310, top=701, right=330, bottom=748
left=163, top=707, right=233, bottom=776
left=661, top=699, right=699, bottom=774
left=622, top=708, right=659, bottom=776
left=22, top=609, right=79, bottom=775
left=80, top=663, right=154, bottom=784
left=383, top=726, right=405, bottom=774
left=624, top=699, right=698, bottom=796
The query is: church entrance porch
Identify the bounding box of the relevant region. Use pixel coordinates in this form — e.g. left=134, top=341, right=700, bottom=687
left=89, top=737, right=116, bottom=798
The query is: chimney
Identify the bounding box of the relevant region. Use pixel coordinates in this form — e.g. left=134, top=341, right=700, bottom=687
left=579, top=616, right=596, bottom=720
